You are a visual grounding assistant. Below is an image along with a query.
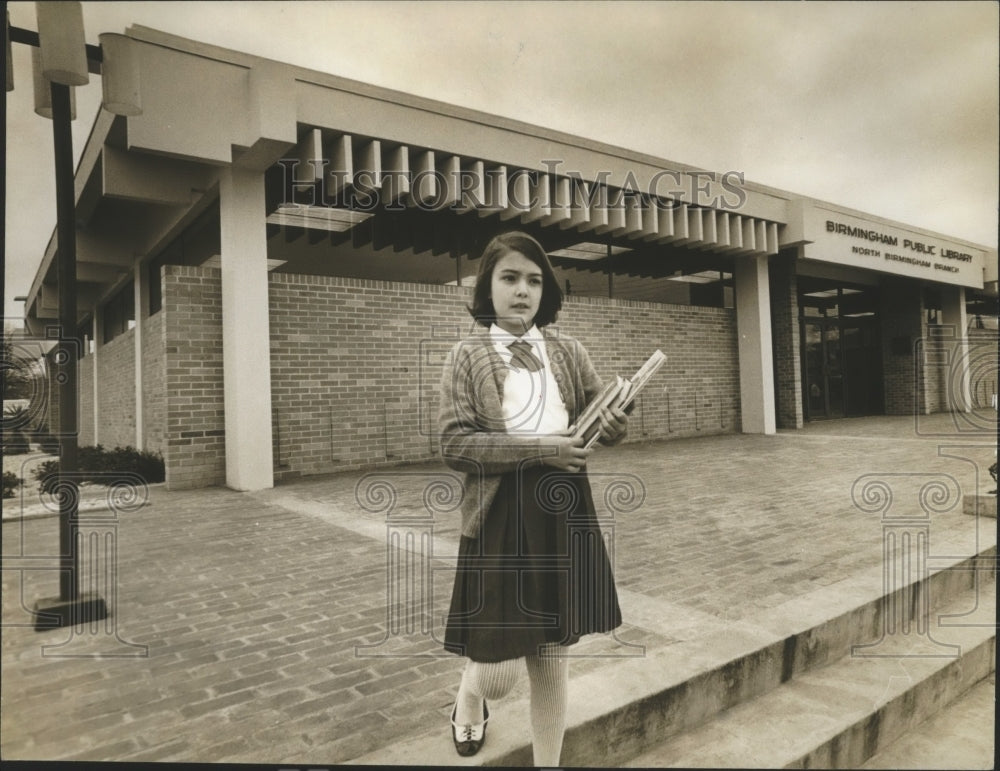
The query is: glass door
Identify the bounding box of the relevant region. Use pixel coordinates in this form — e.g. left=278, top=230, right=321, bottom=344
left=799, top=280, right=882, bottom=421
left=803, top=320, right=844, bottom=419
left=824, top=325, right=844, bottom=418
left=804, top=322, right=826, bottom=418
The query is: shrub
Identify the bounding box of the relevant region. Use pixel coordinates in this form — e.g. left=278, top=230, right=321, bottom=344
left=35, top=432, right=61, bottom=454
left=32, top=445, right=166, bottom=493
left=79, top=444, right=106, bottom=470
left=132, top=449, right=165, bottom=482
left=3, top=470, right=22, bottom=498
left=99, top=445, right=166, bottom=481
left=34, top=459, right=61, bottom=494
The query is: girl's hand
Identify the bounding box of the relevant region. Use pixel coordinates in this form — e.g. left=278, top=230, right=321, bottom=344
left=541, top=433, right=592, bottom=472
left=598, top=405, right=628, bottom=443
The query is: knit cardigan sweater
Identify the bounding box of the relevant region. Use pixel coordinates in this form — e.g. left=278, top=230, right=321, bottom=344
left=438, top=324, right=623, bottom=539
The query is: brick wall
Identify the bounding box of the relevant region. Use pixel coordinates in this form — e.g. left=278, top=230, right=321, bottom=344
left=95, top=328, right=137, bottom=448
left=267, top=272, right=740, bottom=480
left=142, top=308, right=166, bottom=455
left=43, top=349, right=60, bottom=438
left=922, top=326, right=998, bottom=413
left=268, top=274, right=451, bottom=478
left=880, top=278, right=926, bottom=415
left=161, top=265, right=226, bottom=489
left=923, top=322, right=965, bottom=414
left=78, top=353, right=95, bottom=447
left=923, top=326, right=943, bottom=415
left=769, top=253, right=802, bottom=429
left=558, top=296, right=740, bottom=439
left=967, top=328, right=999, bottom=409
left=72, top=332, right=135, bottom=448
left=915, top=322, right=998, bottom=414
left=74, top=319, right=163, bottom=455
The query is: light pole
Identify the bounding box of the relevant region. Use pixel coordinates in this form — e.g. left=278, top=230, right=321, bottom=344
left=7, top=3, right=141, bottom=629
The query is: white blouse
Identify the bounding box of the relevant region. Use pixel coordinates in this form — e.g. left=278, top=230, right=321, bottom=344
left=489, top=324, right=570, bottom=435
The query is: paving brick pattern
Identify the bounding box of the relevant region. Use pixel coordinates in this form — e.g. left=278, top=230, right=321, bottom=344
left=1, top=412, right=994, bottom=764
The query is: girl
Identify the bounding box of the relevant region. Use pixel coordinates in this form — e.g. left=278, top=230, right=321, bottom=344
left=438, top=231, right=628, bottom=765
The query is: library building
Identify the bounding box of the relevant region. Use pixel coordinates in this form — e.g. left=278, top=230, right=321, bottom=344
left=21, top=26, right=998, bottom=491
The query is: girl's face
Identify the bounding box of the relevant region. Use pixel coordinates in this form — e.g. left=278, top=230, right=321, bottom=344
left=490, top=250, right=543, bottom=336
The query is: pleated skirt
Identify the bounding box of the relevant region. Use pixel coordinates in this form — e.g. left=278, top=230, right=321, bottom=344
left=443, top=465, right=622, bottom=662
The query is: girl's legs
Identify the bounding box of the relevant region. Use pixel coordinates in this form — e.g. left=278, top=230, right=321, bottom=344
left=525, top=643, right=569, bottom=766
left=452, top=645, right=569, bottom=765
left=454, top=657, right=521, bottom=724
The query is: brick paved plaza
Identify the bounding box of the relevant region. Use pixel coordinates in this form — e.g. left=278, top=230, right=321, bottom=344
left=1, top=412, right=995, bottom=764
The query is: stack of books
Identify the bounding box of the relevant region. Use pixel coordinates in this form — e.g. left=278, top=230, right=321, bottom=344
left=568, top=349, right=667, bottom=448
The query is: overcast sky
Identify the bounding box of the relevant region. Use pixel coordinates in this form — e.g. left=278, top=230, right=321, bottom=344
left=4, top=1, right=998, bottom=322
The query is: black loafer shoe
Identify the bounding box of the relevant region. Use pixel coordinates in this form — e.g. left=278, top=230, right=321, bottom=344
left=450, top=700, right=489, bottom=757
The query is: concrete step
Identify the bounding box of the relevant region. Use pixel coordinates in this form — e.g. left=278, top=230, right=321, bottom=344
left=624, top=578, right=995, bottom=768
left=859, top=673, right=995, bottom=770
left=350, top=538, right=996, bottom=767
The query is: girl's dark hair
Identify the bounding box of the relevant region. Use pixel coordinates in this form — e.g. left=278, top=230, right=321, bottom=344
left=468, top=231, right=563, bottom=327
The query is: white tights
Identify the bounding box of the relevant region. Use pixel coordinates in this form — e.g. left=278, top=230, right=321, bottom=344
left=454, top=644, right=569, bottom=766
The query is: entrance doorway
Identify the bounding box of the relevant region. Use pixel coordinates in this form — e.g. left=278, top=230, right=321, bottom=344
left=799, top=280, right=883, bottom=420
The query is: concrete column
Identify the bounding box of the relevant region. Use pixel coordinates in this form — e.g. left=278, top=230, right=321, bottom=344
left=735, top=254, right=777, bottom=434
left=941, top=286, right=972, bottom=412
left=91, top=312, right=100, bottom=445
left=219, top=165, right=274, bottom=490
left=133, top=262, right=147, bottom=450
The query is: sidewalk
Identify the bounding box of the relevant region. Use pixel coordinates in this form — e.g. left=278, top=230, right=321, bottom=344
left=1, top=412, right=995, bottom=764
